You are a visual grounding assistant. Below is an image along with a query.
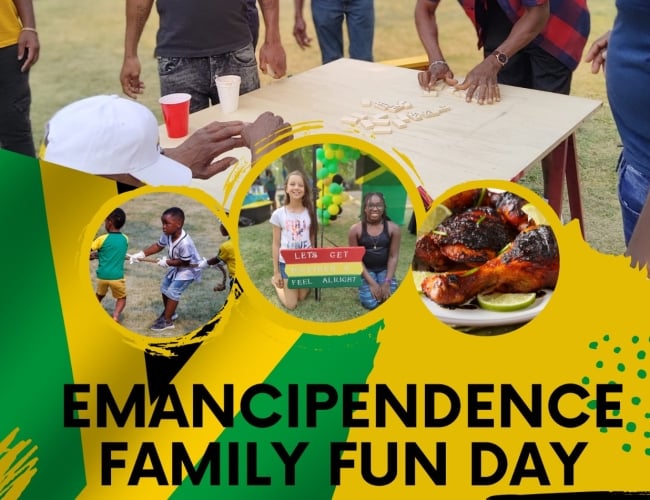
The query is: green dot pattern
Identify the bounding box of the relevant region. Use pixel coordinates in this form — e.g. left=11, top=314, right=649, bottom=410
left=587, top=333, right=650, bottom=458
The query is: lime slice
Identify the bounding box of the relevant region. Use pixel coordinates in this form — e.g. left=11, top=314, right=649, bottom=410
left=521, top=203, right=547, bottom=225
left=412, top=270, right=437, bottom=293
left=477, top=292, right=537, bottom=312
left=418, top=204, right=453, bottom=236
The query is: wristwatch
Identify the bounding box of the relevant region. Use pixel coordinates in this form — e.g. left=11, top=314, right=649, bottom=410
left=493, top=50, right=508, bottom=67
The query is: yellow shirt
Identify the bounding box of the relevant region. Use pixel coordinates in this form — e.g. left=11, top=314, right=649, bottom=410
left=0, top=0, right=21, bottom=48
left=218, top=239, right=236, bottom=277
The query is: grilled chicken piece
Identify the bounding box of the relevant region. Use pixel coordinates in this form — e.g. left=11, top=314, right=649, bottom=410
left=421, top=225, right=559, bottom=306
left=415, top=207, right=518, bottom=271
left=487, top=190, right=532, bottom=231
left=414, top=230, right=453, bottom=271
left=443, top=188, right=487, bottom=213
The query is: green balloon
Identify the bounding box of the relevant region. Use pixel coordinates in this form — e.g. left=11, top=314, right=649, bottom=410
left=321, top=195, right=332, bottom=207
left=328, top=182, right=342, bottom=195
left=317, top=167, right=329, bottom=179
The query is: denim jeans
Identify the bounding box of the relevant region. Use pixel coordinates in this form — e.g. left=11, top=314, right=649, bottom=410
left=311, top=0, right=374, bottom=64
left=358, top=269, right=397, bottom=310
left=158, top=43, right=260, bottom=113
left=160, top=274, right=194, bottom=301
left=0, top=44, right=35, bottom=157
left=617, top=152, right=650, bottom=246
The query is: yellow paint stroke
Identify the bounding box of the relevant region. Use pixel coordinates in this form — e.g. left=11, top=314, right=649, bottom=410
left=0, top=428, right=38, bottom=500
left=391, top=146, right=424, bottom=187
left=355, top=164, right=388, bottom=185
left=285, top=262, right=363, bottom=277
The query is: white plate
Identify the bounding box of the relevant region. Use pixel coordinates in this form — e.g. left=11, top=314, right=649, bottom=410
left=421, top=290, right=553, bottom=328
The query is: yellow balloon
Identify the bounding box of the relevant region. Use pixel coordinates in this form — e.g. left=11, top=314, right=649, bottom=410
left=316, top=179, right=324, bottom=190
left=332, top=194, right=343, bottom=205
left=328, top=204, right=340, bottom=216
left=335, top=149, right=345, bottom=161
left=316, top=199, right=323, bottom=209
left=323, top=175, right=333, bottom=185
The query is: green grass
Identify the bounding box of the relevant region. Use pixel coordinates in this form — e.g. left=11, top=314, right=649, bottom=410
left=90, top=192, right=229, bottom=337
left=239, top=189, right=416, bottom=322
left=29, top=0, right=622, bottom=254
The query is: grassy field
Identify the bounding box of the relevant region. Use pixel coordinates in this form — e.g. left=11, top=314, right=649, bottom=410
left=29, top=1, right=622, bottom=253
left=90, top=192, right=230, bottom=337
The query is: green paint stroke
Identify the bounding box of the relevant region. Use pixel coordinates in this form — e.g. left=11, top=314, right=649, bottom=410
left=172, top=321, right=385, bottom=499
left=0, top=151, right=84, bottom=499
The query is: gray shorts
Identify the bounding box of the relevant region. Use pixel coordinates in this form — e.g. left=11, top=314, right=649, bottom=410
left=158, top=44, right=260, bottom=113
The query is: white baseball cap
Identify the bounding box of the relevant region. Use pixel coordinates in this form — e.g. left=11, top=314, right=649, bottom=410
left=41, top=95, right=192, bottom=186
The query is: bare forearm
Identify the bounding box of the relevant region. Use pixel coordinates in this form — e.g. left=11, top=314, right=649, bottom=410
left=495, top=4, right=549, bottom=56
left=125, top=0, right=154, bottom=57
left=415, top=0, right=445, bottom=63
left=142, top=243, right=163, bottom=256
left=12, top=0, right=36, bottom=28
left=259, top=0, right=281, bottom=44
left=294, top=0, right=305, bottom=20
left=386, top=255, right=398, bottom=281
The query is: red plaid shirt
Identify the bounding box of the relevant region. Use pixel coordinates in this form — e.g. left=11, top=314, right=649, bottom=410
left=456, top=0, right=590, bottom=70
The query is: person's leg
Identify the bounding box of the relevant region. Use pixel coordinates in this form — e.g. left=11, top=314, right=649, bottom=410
left=527, top=47, right=574, bottom=200
left=311, top=0, right=345, bottom=64
left=617, top=153, right=650, bottom=246
left=345, top=0, right=374, bottom=62
left=153, top=274, right=174, bottom=329
left=297, top=288, right=311, bottom=302
left=0, top=44, right=35, bottom=157
left=95, top=280, right=109, bottom=303
left=358, top=270, right=380, bottom=310
left=158, top=56, right=212, bottom=113
left=111, top=279, right=127, bottom=322
left=272, top=262, right=300, bottom=310
left=113, top=298, right=126, bottom=322
left=211, top=44, right=260, bottom=105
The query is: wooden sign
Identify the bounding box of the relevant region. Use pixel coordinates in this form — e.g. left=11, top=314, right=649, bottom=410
left=280, top=247, right=365, bottom=289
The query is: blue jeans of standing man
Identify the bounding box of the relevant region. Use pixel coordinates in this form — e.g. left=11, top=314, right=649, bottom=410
left=158, top=43, right=260, bottom=113
left=617, top=152, right=650, bottom=246
left=311, top=0, right=374, bottom=65
left=0, top=44, right=35, bottom=157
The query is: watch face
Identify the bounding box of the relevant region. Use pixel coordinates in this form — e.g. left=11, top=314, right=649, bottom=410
left=495, top=52, right=507, bottom=65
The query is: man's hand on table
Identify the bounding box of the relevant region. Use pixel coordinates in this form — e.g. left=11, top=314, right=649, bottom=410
left=455, top=57, right=502, bottom=105
left=241, top=112, right=293, bottom=164
left=164, top=121, right=246, bottom=179
left=417, top=61, right=457, bottom=92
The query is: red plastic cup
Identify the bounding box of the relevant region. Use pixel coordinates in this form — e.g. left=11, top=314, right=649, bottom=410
left=159, top=93, right=191, bottom=138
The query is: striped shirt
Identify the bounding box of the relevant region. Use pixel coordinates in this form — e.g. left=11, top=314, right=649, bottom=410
left=456, top=0, right=590, bottom=70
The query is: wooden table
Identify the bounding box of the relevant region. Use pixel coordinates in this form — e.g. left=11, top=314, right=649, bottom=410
left=160, top=58, right=601, bottom=233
